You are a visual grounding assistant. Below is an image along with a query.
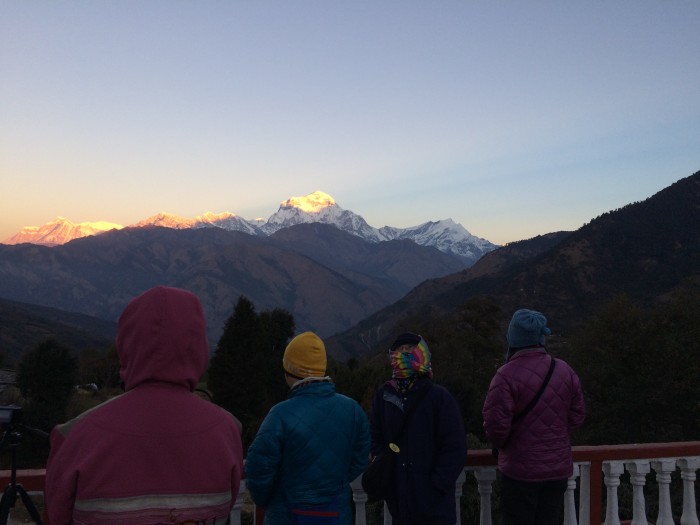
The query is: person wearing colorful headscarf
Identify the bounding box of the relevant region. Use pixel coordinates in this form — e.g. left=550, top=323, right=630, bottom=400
left=368, top=332, right=467, bottom=524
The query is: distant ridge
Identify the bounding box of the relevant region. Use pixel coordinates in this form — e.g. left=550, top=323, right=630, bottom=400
left=327, top=170, right=700, bottom=359
left=0, top=223, right=469, bottom=348
left=3, top=191, right=497, bottom=265
left=0, top=297, right=116, bottom=364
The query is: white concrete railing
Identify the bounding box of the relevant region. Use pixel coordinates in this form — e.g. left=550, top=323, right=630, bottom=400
left=246, top=442, right=700, bottom=525
left=340, top=458, right=700, bottom=525
left=4, top=443, right=699, bottom=525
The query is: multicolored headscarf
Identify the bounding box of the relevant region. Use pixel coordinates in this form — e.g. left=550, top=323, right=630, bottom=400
left=389, top=333, right=433, bottom=379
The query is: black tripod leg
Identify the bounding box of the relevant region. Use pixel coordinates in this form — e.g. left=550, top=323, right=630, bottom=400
left=15, top=484, right=43, bottom=525
left=0, top=484, right=17, bottom=525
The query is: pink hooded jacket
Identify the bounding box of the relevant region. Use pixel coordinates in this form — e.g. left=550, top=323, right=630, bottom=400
left=482, top=347, right=585, bottom=481
left=45, top=286, right=244, bottom=525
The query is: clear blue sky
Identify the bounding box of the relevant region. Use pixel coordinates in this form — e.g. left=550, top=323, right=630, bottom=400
left=2, top=1, right=698, bottom=245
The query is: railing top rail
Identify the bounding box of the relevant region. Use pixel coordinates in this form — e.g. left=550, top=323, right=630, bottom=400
left=571, top=441, right=700, bottom=462
left=4, top=441, right=699, bottom=489
left=465, top=441, right=700, bottom=467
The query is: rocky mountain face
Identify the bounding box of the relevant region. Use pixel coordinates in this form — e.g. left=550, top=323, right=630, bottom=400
left=0, top=223, right=468, bottom=358
left=327, top=171, right=700, bottom=360
left=3, top=191, right=498, bottom=265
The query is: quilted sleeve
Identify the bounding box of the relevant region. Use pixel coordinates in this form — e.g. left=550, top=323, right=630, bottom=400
left=244, top=408, right=284, bottom=507
left=482, top=371, right=516, bottom=448
left=568, top=367, right=586, bottom=431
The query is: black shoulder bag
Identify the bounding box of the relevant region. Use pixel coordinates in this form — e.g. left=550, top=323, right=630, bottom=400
left=362, top=383, right=433, bottom=502
left=492, top=356, right=556, bottom=458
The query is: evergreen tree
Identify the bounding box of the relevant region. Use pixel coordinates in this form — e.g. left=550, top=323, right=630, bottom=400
left=14, top=338, right=78, bottom=467
left=16, top=338, right=78, bottom=432
left=208, top=296, right=294, bottom=448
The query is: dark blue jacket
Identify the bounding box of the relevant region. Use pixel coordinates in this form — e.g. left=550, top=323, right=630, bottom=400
left=245, top=379, right=370, bottom=525
left=370, top=376, right=467, bottom=525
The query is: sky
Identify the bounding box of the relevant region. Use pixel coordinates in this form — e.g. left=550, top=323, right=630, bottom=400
left=1, top=2, right=699, bottom=246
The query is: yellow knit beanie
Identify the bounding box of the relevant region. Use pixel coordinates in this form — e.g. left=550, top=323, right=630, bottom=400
left=283, top=331, right=327, bottom=378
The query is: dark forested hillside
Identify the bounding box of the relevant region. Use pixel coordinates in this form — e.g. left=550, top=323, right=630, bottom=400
left=327, top=170, right=700, bottom=359
left=0, top=298, right=116, bottom=365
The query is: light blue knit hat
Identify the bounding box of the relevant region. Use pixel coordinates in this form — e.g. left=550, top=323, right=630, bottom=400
left=507, top=309, right=551, bottom=349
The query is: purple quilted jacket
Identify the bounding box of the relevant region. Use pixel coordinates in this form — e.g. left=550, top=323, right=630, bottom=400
left=482, top=347, right=586, bottom=481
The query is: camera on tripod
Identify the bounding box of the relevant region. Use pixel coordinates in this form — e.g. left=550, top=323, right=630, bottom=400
left=0, top=406, right=22, bottom=429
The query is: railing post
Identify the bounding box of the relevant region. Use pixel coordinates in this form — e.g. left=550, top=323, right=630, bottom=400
left=578, top=462, right=592, bottom=525
left=473, top=467, right=497, bottom=525
left=230, top=479, right=246, bottom=525
left=350, top=475, right=368, bottom=525
left=454, top=469, right=466, bottom=525
left=564, top=463, right=580, bottom=525
left=602, top=461, right=624, bottom=525
left=651, top=459, right=677, bottom=525
left=625, top=460, right=650, bottom=525
left=677, top=457, right=700, bottom=525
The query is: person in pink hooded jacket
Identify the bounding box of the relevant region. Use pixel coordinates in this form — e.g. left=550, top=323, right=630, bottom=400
left=482, top=309, right=585, bottom=525
left=45, top=286, right=244, bottom=525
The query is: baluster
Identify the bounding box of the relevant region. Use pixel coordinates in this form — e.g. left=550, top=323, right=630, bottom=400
left=578, top=462, right=591, bottom=525
left=625, top=460, right=650, bottom=525
left=350, top=475, right=368, bottom=525
left=474, top=467, right=497, bottom=525
left=384, top=500, right=392, bottom=525
left=677, top=457, right=700, bottom=525
left=230, top=479, right=246, bottom=525
left=564, top=463, right=580, bottom=525
left=602, top=461, right=624, bottom=525
left=454, top=469, right=466, bottom=525
left=651, top=459, right=677, bottom=525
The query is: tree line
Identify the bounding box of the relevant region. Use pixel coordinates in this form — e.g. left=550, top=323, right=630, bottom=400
left=5, top=287, right=700, bottom=468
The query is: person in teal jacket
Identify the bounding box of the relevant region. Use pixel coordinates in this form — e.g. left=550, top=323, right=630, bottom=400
left=245, top=331, right=370, bottom=525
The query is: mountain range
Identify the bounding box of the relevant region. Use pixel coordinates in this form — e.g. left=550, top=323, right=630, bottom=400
left=3, top=191, right=498, bottom=265
left=2, top=171, right=698, bottom=364
left=0, top=218, right=472, bottom=361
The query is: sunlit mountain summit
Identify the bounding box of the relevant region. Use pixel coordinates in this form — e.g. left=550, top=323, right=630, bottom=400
left=4, top=217, right=123, bottom=246
left=3, top=191, right=497, bottom=263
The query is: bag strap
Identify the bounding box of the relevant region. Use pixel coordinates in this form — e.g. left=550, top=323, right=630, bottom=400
left=512, top=356, right=556, bottom=424
left=388, top=381, right=433, bottom=447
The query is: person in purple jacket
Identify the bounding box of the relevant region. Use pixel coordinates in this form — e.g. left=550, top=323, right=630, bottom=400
left=483, top=309, right=586, bottom=525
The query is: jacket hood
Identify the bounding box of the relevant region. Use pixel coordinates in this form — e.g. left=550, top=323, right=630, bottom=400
left=116, top=286, right=209, bottom=391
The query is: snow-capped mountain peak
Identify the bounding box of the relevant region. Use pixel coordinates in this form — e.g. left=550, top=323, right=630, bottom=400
left=263, top=191, right=384, bottom=242
left=133, top=212, right=196, bottom=229
left=281, top=191, right=336, bottom=213
left=3, top=217, right=122, bottom=246
left=3, top=191, right=498, bottom=264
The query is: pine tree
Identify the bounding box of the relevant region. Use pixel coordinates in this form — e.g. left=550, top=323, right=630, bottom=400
left=208, top=296, right=294, bottom=448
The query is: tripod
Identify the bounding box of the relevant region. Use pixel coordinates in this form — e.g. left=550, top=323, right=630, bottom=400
left=0, top=426, right=44, bottom=525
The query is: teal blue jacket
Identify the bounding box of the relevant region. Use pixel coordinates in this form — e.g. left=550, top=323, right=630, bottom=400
left=245, top=379, right=370, bottom=525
